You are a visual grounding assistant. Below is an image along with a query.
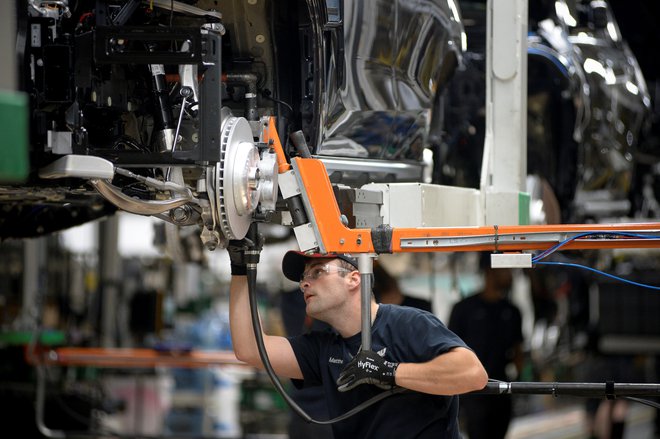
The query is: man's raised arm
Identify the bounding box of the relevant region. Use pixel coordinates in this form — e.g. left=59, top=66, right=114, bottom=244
left=227, top=239, right=303, bottom=379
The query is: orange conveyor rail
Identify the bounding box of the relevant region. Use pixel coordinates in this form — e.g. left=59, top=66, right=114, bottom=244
left=33, top=347, right=248, bottom=369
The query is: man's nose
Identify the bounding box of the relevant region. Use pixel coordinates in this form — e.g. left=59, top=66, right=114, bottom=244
left=299, top=279, right=310, bottom=292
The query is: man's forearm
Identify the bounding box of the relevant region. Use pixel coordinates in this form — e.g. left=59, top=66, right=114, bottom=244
left=229, top=275, right=261, bottom=364
left=228, top=275, right=304, bottom=379
left=394, top=347, right=488, bottom=395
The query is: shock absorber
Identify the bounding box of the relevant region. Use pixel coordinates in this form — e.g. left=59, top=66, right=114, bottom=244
left=224, top=72, right=259, bottom=122
left=149, top=63, right=176, bottom=152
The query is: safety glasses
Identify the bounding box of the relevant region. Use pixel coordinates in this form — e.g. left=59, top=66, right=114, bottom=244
left=300, top=264, right=352, bottom=283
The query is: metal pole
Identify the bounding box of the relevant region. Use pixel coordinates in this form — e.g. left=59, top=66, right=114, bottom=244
left=474, top=381, right=660, bottom=397
left=21, top=237, right=46, bottom=330
left=358, top=254, right=374, bottom=351
left=100, top=215, right=121, bottom=348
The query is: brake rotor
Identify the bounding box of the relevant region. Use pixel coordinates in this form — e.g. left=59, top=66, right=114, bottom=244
left=217, top=116, right=261, bottom=239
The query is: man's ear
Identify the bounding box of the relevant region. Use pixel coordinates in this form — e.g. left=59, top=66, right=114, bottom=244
left=347, top=270, right=361, bottom=290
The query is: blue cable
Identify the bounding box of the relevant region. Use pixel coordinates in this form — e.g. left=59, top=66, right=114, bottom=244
left=534, top=261, right=660, bottom=291
left=530, top=230, right=660, bottom=290
left=532, top=231, right=660, bottom=263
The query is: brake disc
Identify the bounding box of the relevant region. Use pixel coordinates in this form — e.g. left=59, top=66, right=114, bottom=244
left=216, top=116, right=261, bottom=239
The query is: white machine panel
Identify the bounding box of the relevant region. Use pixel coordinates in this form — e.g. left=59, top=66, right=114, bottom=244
left=364, top=183, right=482, bottom=228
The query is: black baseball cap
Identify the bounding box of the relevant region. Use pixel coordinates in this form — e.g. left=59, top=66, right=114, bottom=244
left=282, top=251, right=358, bottom=282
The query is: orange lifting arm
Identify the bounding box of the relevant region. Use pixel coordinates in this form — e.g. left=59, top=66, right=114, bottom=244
left=292, top=157, right=374, bottom=253
left=292, top=157, right=660, bottom=254
left=264, top=115, right=291, bottom=173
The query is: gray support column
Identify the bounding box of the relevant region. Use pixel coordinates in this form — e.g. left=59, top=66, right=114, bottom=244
left=358, top=254, right=375, bottom=351
left=481, top=0, right=529, bottom=225
left=21, top=237, right=47, bottom=329
left=99, top=216, right=121, bottom=348
left=0, top=1, right=16, bottom=91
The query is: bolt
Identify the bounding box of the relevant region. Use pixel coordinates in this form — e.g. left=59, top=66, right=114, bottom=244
left=170, top=206, right=191, bottom=223
left=180, top=86, right=194, bottom=98
left=339, top=239, right=345, bottom=245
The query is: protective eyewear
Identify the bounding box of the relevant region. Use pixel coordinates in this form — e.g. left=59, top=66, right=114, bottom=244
left=300, top=264, right=352, bottom=283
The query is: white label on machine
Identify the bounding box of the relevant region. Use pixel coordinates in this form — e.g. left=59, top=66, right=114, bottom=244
left=31, top=24, right=42, bottom=47
left=490, top=253, right=532, bottom=268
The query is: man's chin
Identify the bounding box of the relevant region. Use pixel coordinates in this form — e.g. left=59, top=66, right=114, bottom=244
left=306, top=305, right=321, bottom=320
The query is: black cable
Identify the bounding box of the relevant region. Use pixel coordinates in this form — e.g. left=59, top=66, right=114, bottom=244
left=112, top=137, right=150, bottom=152
left=622, top=396, right=660, bottom=410
left=261, top=91, right=294, bottom=115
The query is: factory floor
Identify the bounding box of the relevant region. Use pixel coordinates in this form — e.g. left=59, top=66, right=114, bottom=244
left=244, top=402, right=658, bottom=439
left=507, top=400, right=657, bottom=439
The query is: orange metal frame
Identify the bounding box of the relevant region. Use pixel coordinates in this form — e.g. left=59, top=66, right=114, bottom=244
left=290, top=157, right=660, bottom=254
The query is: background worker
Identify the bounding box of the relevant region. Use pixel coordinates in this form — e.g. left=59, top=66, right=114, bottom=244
left=448, top=253, right=524, bottom=439
left=228, top=242, right=488, bottom=439
left=372, top=262, right=433, bottom=313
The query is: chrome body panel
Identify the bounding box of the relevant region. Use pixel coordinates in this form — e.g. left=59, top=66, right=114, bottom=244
left=444, top=0, right=651, bottom=220
left=315, top=0, right=464, bottom=164
left=554, top=0, right=651, bottom=199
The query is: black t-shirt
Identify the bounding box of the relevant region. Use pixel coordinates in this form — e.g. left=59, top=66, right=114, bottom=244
left=448, top=293, right=523, bottom=380
left=287, top=304, right=468, bottom=439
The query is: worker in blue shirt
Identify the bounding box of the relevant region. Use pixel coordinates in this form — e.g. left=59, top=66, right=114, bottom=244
left=228, top=245, right=487, bottom=439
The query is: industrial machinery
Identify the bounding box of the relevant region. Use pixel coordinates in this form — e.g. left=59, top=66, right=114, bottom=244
left=8, top=0, right=656, bottom=249
left=4, top=0, right=464, bottom=241
left=8, top=0, right=660, bottom=434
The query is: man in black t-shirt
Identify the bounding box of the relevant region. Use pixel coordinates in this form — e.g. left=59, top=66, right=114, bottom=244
left=448, top=257, right=524, bottom=439
left=229, top=248, right=488, bottom=439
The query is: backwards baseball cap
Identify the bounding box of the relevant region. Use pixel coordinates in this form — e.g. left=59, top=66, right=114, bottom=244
left=282, top=251, right=358, bottom=282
